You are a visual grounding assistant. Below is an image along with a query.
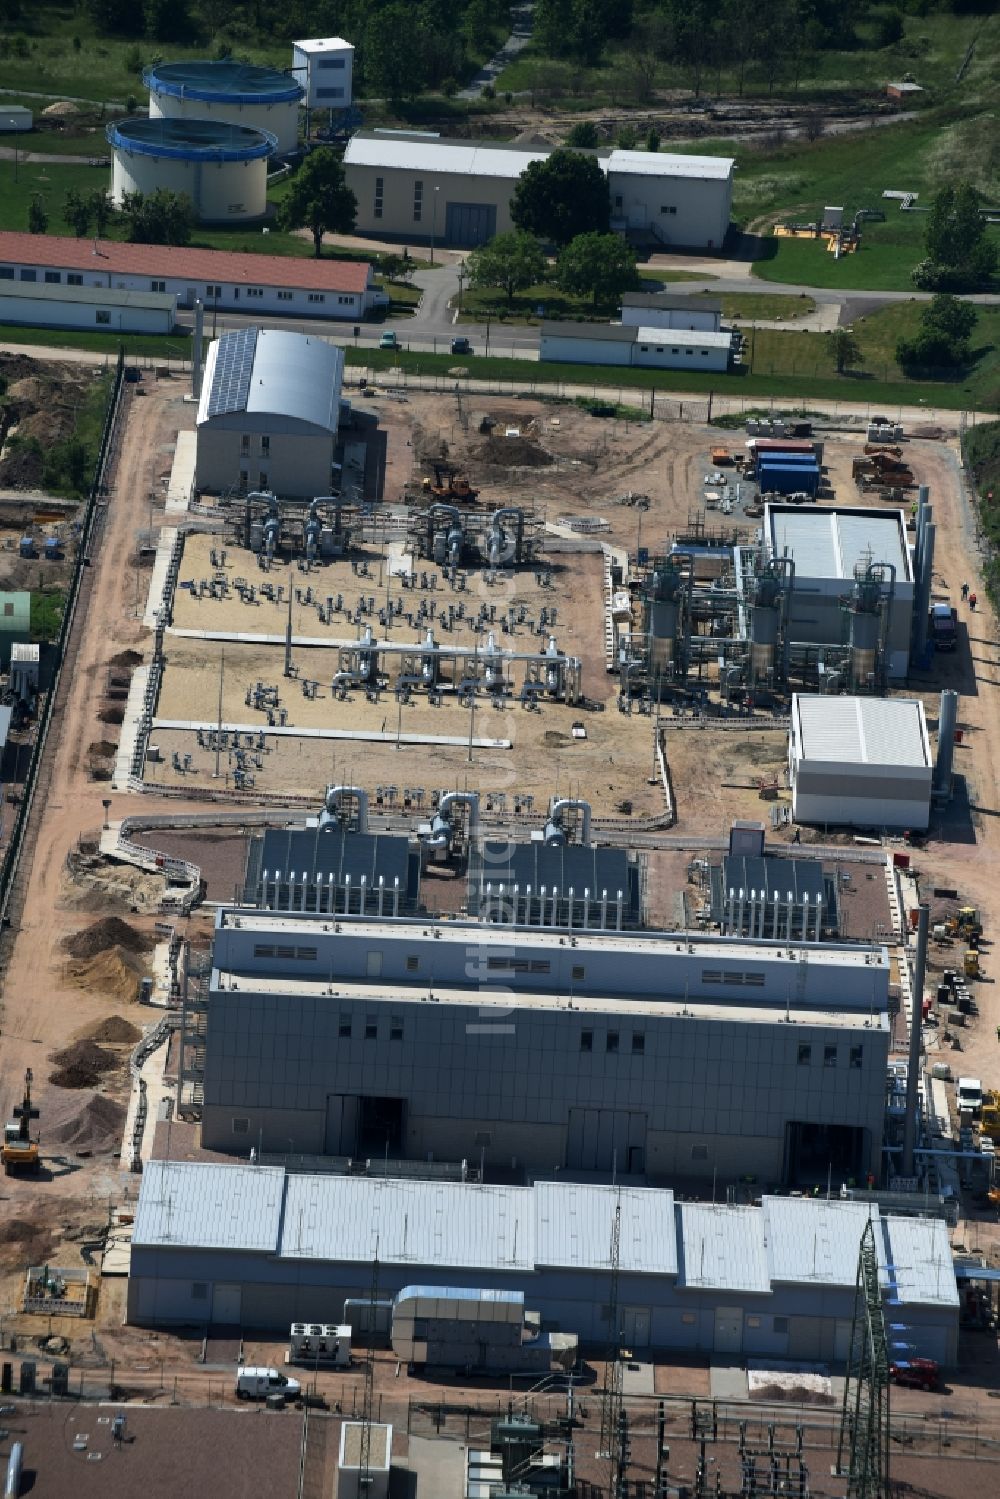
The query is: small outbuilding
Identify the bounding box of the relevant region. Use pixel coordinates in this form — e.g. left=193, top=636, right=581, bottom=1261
left=195, top=326, right=344, bottom=498
left=292, top=37, right=355, bottom=111
left=620, top=291, right=722, bottom=332
left=0, top=106, right=31, bottom=133
left=789, top=694, right=932, bottom=830
left=540, top=320, right=731, bottom=372
left=0, top=279, right=174, bottom=334
left=0, top=591, right=31, bottom=667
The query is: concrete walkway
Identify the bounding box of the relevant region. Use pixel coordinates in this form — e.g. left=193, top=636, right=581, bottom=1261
left=457, top=3, right=535, bottom=100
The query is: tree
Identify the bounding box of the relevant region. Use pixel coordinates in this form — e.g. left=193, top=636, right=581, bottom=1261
left=535, top=0, right=574, bottom=57
left=64, top=188, right=92, bottom=238
left=645, top=128, right=661, bottom=154
left=279, top=149, right=357, bottom=258
left=90, top=190, right=113, bottom=237
left=919, top=181, right=998, bottom=289
left=876, top=8, right=904, bottom=46
left=28, top=194, right=47, bottom=235
left=145, top=0, right=192, bottom=42
left=365, top=4, right=421, bottom=99
left=555, top=231, right=638, bottom=306
left=830, top=327, right=862, bottom=374
left=466, top=230, right=547, bottom=306
left=897, top=294, right=978, bottom=371
left=86, top=0, right=145, bottom=36
left=511, top=150, right=610, bottom=246
left=566, top=121, right=599, bottom=149
left=120, top=189, right=193, bottom=245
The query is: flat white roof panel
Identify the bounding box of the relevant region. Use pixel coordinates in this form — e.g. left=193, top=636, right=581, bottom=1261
left=535, top=1181, right=678, bottom=1274
left=794, top=695, right=930, bottom=769
left=678, top=1204, right=770, bottom=1293
left=764, top=1197, right=878, bottom=1287
left=345, top=134, right=549, bottom=180
left=133, top=1160, right=284, bottom=1251
left=767, top=505, right=909, bottom=582
left=608, top=148, right=734, bottom=180
left=635, top=327, right=732, bottom=349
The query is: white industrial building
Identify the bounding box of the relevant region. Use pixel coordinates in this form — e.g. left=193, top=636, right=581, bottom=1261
left=0, top=231, right=379, bottom=320
left=540, top=321, right=731, bottom=372
left=620, top=291, right=722, bottom=331
left=292, top=38, right=355, bottom=111
left=184, top=908, right=894, bottom=1186
left=343, top=130, right=734, bottom=248
left=765, top=503, right=915, bottom=682
left=144, top=59, right=304, bottom=156
left=0, top=106, right=31, bottom=133
left=195, top=327, right=344, bottom=498
left=789, top=695, right=933, bottom=831
left=126, top=1163, right=960, bottom=1365
left=0, top=279, right=174, bottom=334
left=107, top=116, right=276, bottom=223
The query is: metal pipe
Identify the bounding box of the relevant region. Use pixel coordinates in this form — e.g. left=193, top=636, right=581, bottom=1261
left=934, top=689, right=959, bottom=799
left=548, top=797, right=592, bottom=845
left=913, top=522, right=935, bottom=659
left=321, top=785, right=369, bottom=832
left=901, top=903, right=930, bottom=1178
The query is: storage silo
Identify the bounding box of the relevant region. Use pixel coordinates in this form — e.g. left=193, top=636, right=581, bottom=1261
left=107, top=117, right=276, bottom=223
left=145, top=60, right=303, bottom=155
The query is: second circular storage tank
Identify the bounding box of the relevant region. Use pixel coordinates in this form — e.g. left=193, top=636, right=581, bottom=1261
left=107, top=117, right=276, bottom=223
left=145, top=60, right=303, bottom=155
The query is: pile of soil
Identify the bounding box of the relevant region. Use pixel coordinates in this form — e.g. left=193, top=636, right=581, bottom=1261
left=63, top=916, right=149, bottom=960
left=751, top=1383, right=834, bottom=1406
left=0, top=1217, right=56, bottom=1268
left=99, top=704, right=126, bottom=725
left=110, top=649, right=143, bottom=670
left=49, top=1039, right=120, bottom=1090
left=50, top=1094, right=126, bottom=1153
left=88, top=740, right=117, bottom=758
left=87, top=1015, right=141, bottom=1045
left=41, top=99, right=78, bottom=116
left=64, top=946, right=148, bottom=1005
left=472, top=434, right=553, bottom=468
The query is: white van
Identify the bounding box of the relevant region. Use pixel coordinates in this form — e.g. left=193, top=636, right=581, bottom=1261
left=235, top=1366, right=301, bottom=1401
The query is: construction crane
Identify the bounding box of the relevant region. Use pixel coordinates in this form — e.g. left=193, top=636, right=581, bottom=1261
left=2, top=1068, right=40, bottom=1175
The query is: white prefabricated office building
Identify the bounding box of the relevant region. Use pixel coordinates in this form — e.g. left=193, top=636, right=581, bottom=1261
left=187, top=909, right=894, bottom=1187
left=539, top=321, right=732, bottom=372
left=790, top=695, right=933, bottom=831
left=126, top=1164, right=960, bottom=1366
left=343, top=131, right=735, bottom=248
left=195, top=326, right=344, bottom=498
left=0, top=279, right=174, bottom=334
left=620, top=291, right=723, bottom=331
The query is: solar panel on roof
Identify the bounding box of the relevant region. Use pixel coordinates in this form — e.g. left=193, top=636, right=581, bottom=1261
left=207, top=326, right=258, bottom=418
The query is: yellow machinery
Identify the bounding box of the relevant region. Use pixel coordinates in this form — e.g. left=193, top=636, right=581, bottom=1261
left=2, top=1068, right=40, bottom=1175
left=964, top=949, right=981, bottom=979
left=947, top=907, right=982, bottom=939
left=981, top=1092, right=1000, bottom=1143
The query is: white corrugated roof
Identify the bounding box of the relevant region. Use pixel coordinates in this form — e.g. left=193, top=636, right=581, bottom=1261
left=535, top=1182, right=678, bottom=1275
left=635, top=327, right=732, bottom=349
left=765, top=1197, right=876, bottom=1287
left=794, top=695, right=930, bottom=768
left=608, top=148, right=734, bottom=180
left=345, top=134, right=549, bottom=180
left=133, top=1161, right=284, bottom=1251
left=881, top=1215, right=959, bottom=1307
left=767, top=506, right=909, bottom=581
left=678, top=1204, right=770, bottom=1293
left=198, top=327, right=343, bottom=433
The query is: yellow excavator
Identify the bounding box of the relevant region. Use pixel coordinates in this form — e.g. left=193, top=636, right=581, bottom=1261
left=2, top=1068, right=40, bottom=1175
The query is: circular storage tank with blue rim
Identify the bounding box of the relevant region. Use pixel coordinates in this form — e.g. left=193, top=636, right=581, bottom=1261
left=145, top=59, right=303, bottom=155
left=107, top=117, right=277, bottom=223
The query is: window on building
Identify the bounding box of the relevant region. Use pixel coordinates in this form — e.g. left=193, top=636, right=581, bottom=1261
left=797, top=1044, right=812, bottom=1066
left=277, top=290, right=293, bottom=301
left=19, top=269, right=35, bottom=281
left=405, top=955, right=419, bottom=972
left=246, top=287, right=263, bottom=299
left=365, top=1019, right=378, bottom=1040
left=95, top=310, right=110, bottom=324
left=0, top=267, right=13, bottom=280
left=655, top=346, right=664, bottom=353
left=206, top=284, right=222, bottom=298
left=260, top=435, right=270, bottom=457
left=339, top=1018, right=352, bottom=1038
left=317, top=87, right=345, bottom=99
left=571, top=964, right=585, bottom=981
left=746, top=1315, right=761, bottom=1329
left=308, top=293, right=325, bottom=303
left=773, top=1316, right=789, bottom=1334
left=67, top=273, right=82, bottom=285
left=614, top=195, right=623, bottom=210
left=232, top=1118, right=249, bottom=1134
left=413, top=179, right=423, bottom=223
left=824, top=1045, right=838, bottom=1068
left=390, top=1017, right=403, bottom=1041
left=44, top=271, right=61, bottom=283
left=850, top=1044, right=863, bottom=1069
left=700, top=350, right=709, bottom=356
left=337, top=295, right=352, bottom=304
left=258, top=471, right=268, bottom=489
left=580, top=1030, right=593, bottom=1053
left=374, top=175, right=384, bottom=220
left=632, top=1032, right=645, bottom=1054
left=606, top=1031, right=619, bottom=1053
left=192, top=1282, right=208, bottom=1300
left=660, top=205, right=677, bottom=215
left=319, top=56, right=346, bottom=68
left=681, top=1312, right=697, bottom=1325
left=151, top=279, right=166, bottom=292
left=241, top=434, right=251, bottom=455
left=3, top=603, right=12, bottom=617
left=691, top=1143, right=709, bottom=1161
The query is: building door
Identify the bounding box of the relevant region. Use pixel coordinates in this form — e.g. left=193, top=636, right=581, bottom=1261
left=444, top=202, right=497, bottom=248
left=366, top=949, right=383, bottom=978
left=185, top=286, right=197, bottom=307
left=622, top=1307, right=651, bottom=1348
left=325, top=1094, right=359, bottom=1154
left=211, top=1282, right=242, bottom=1326
left=628, top=202, right=648, bottom=230
left=566, top=1109, right=646, bottom=1172
left=713, top=1308, right=743, bottom=1355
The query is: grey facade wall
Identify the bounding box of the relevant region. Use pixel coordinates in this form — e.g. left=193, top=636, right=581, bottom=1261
left=608, top=169, right=732, bottom=248
left=345, top=161, right=517, bottom=243
left=200, top=984, right=889, bottom=1180
left=784, top=586, right=913, bottom=680
left=195, top=425, right=334, bottom=498
left=126, top=1245, right=957, bottom=1365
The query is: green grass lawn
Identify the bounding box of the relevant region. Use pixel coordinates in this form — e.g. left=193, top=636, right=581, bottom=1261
left=0, top=323, right=188, bottom=358
left=722, top=293, right=816, bottom=320
left=637, top=269, right=718, bottom=284
left=456, top=281, right=817, bottom=325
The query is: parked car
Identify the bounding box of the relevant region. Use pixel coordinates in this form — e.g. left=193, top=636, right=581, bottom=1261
left=890, top=1358, right=939, bottom=1391
left=379, top=331, right=399, bottom=350
left=450, top=335, right=473, bottom=355
left=235, top=1367, right=301, bottom=1401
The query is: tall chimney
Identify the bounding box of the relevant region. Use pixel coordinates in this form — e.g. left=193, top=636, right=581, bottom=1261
left=934, top=689, right=960, bottom=799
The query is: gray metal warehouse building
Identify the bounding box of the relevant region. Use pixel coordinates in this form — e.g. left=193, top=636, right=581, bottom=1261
left=195, top=326, right=344, bottom=498
left=126, top=1164, right=959, bottom=1365
left=790, top=694, right=933, bottom=831
left=184, top=910, right=894, bottom=1187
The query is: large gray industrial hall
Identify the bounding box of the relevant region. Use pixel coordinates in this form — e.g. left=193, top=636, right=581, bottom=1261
left=127, top=1163, right=959, bottom=1365
left=184, top=908, right=894, bottom=1187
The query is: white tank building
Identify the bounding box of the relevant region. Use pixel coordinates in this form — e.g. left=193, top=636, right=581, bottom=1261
left=107, top=117, right=276, bottom=223
left=144, top=59, right=304, bottom=156
left=292, top=37, right=355, bottom=111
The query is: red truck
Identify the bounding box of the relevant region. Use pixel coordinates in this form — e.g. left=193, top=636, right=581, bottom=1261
left=890, top=1358, right=940, bottom=1391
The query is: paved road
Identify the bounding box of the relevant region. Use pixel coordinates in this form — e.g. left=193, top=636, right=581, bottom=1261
left=457, top=3, right=534, bottom=100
